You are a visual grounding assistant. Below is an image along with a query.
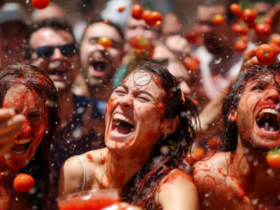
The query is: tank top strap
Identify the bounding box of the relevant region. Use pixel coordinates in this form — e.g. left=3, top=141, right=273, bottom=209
left=76, top=155, right=86, bottom=192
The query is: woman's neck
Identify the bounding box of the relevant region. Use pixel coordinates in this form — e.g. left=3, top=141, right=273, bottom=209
left=105, top=149, right=151, bottom=190
left=0, top=160, right=20, bottom=182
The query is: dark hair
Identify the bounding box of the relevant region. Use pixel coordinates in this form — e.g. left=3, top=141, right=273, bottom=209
left=223, top=65, right=280, bottom=151
left=24, top=18, right=76, bottom=60
left=121, top=62, right=199, bottom=209
left=80, top=19, right=125, bottom=44
left=0, top=63, right=60, bottom=208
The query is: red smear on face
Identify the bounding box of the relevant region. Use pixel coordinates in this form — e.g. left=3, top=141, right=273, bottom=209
left=217, top=168, right=227, bottom=177
left=120, top=79, right=126, bottom=85
left=86, top=154, right=95, bottom=162
left=101, top=157, right=105, bottom=164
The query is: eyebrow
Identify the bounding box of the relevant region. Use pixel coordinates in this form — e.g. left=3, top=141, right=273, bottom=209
left=117, top=84, right=159, bottom=103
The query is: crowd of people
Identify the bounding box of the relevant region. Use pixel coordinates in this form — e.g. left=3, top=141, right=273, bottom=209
left=1, top=0, right=280, bottom=209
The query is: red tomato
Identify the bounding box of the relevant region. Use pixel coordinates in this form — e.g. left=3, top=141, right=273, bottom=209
left=231, top=23, right=249, bottom=35
left=265, top=17, right=273, bottom=25
left=256, top=44, right=277, bottom=65
left=98, top=37, right=112, bottom=48
left=267, top=153, right=280, bottom=167
left=32, top=0, right=49, bottom=9
left=104, top=19, right=109, bottom=24
left=269, top=34, right=280, bottom=46
left=242, top=9, right=258, bottom=24
left=212, top=14, right=225, bottom=25
left=183, top=57, right=199, bottom=71
left=230, top=3, right=243, bottom=17
left=246, top=20, right=256, bottom=28
left=255, top=23, right=272, bottom=37
left=241, top=35, right=249, bottom=42
left=14, top=174, right=34, bottom=192
left=141, top=10, right=151, bottom=24
left=186, top=31, right=200, bottom=43
left=155, top=21, right=161, bottom=27
left=131, top=4, right=142, bottom=20
left=235, top=40, right=247, bottom=51
left=130, top=36, right=150, bottom=50
left=118, top=6, right=126, bottom=12
left=147, top=11, right=162, bottom=26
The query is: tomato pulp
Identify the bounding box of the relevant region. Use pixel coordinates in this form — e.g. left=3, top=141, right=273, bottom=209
left=58, top=195, right=119, bottom=210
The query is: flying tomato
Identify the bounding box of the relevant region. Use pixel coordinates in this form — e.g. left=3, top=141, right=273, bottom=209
left=186, top=31, right=201, bottom=43
left=255, top=23, right=272, bottom=37
left=235, top=40, right=247, bottom=51
left=148, top=11, right=162, bottom=26
left=242, top=9, right=258, bottom=24
left=230, top=3, right=243, bottom=17
left=266, top=148, right=280, bottom=167
left=131, top=4, right=142, bottom=20
left=141, top=10, right=151, bottom=24
left=231, top=23, right=249, bottom=35
left=265, top=17, right=273, bottom=25
left=14, top=173, right=35, bottom=192
left=32, top=0, right=49, bottom=9
left=130, top=36, right=150, bottom=50
left=98, top=37, right=112, bottom=48
left=256, top=44, right=277, bottom=65
left=118, top=6, right=126, bottom=12
left=212, top=14, right=225, bottom=25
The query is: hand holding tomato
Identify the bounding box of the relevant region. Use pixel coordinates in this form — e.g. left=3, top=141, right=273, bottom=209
left=14, top=173, right=35, bottom=192
left=266, top=148, right=280, bottom=167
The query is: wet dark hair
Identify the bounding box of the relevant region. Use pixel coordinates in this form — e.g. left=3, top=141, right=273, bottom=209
left=223, top=65, right=280, bottom=152
left=24, top=18, right=77, bottom=60
left=121, top=61, right=199, bottom=209
left=80, top=19, right=125, bottom=44
left=0, top=63, right=60, bottom=208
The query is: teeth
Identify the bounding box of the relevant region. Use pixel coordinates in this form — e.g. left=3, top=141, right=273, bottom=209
left=113, top=113, right=134, bottom=126
left=13, top=150, right=25, bottom=154
left=257, top=108, right=280, bottom=120
left=15, top=139, right=31, bottom=144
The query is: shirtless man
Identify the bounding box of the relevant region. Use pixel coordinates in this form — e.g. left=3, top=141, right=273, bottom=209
left=194, top=63, right=280, bottom=209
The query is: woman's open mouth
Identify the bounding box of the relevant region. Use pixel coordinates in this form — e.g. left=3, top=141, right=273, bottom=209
left=110, top=113, right=135, bottom=140
left=11, top=139, right=31, bottom=155
left=256, top=108, right=280, bottom=133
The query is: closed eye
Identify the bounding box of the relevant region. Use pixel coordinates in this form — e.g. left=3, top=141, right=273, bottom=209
left=252, top=85, right=265, bottom=91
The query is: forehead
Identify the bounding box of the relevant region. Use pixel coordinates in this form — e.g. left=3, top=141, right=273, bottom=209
left=3, top=84, right=45, bottom=111
left=125, top=71, right=164, bottom=100
left=30, top=28, right=74, bottom=48
left=197, top=5, right=226, bottom=21
left=247, top=74, right=280, bottom=86
left=84, top=22, right=122, bottom=43
left=126, top=17, right=147, bottom=28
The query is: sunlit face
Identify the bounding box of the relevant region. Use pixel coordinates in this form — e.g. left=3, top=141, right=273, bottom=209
left=29, top=28, right=79, bottom=94
left=0, top=84, right=48, bottom=169
left=80, top=22, right=123, bottom=87
left=104, top=71, right=166, bottom=154
left=236, top=74, right=280, bottom=150
left=196, top=5, right=231, bottom=54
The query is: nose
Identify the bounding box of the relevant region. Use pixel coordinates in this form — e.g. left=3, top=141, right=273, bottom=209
left=120, top=94, right=133, bottom=110
left=180, top=81, right=192, bottom=96
left=20, top=119, right=31, bottom=137
left=50, top=48, right=66, bottom=60
left=264, top=88, right=280, bottom=103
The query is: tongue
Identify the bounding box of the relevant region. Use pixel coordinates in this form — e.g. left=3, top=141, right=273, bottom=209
left=115, top=125, right=133, bottom=135
left=12, top=144, right=26, bottom=152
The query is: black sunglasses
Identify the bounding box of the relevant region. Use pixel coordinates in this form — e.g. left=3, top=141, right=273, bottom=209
left=32, top=44, right=79, bottom=59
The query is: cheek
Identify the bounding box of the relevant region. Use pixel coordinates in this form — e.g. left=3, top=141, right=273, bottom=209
left=32, top=121, right=46, bottom=145
left=105, top=96, right=118, bottom=126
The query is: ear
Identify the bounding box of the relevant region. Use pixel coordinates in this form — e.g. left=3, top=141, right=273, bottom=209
left=228, top=106, right=237, bottom=122
left=160, top=117, right=180, bottom=135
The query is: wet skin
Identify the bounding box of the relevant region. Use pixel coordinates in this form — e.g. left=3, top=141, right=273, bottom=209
left=0, top=84, right=48, bottom=210
left=58, top=71, right=199, bottom=210
left=194, top=74, right=280, bottom=210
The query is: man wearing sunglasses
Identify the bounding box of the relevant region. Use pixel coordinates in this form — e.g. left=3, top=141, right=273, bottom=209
left=79, top=19, right=124, bottom=116
left=25, top=18, right=105, bottom=203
